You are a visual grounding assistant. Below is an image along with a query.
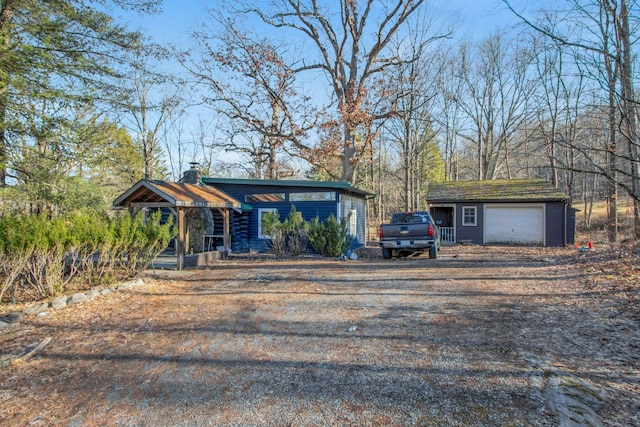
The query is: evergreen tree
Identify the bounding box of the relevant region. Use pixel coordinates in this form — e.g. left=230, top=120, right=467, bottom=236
left=0, top=0, right=159, bottom=188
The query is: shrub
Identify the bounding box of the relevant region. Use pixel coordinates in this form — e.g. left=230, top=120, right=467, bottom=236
left=261, top=210, right=287, bottom=257
left=0, top=215, right=36, bottom=303
left=261, top=206, right=309, bottom=258
left=21, top=215, right=72, bottom=298
left=0, top=211, right=174, bottom=304
left=308, top=213, right=351, bottom=257
left=282, top=206, right=308, bottom=256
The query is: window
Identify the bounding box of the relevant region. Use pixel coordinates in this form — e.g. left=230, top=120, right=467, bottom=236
left=258, top=208, right=278, bottom=239
left=289, top=191, right=335, bottom=201
left=246, top=193, right=285, bottom=202
left=462, top=206, right=477, bottom=226
left=349, top=209, right=357, bottom=237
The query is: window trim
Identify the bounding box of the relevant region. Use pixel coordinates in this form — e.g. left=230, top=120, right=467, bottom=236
left=245, top=193, right=285, bottom=203
left=258, top=208, right=278, bottom=239
left=462, top=206, right=477, bottom=226
left=289, top=191, right=336, bottom=202
left=348, top=209, right=357, bottom=237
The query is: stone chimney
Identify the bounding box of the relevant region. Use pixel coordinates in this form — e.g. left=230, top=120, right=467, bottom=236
left=183, top=162, right=203, bottom=185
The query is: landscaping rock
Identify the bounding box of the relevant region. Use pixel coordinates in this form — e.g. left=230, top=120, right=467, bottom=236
left=24, top=303, right=49, bottom=316
left=1, top=312, right=22, bottom=324
left=0, top=313, right=22, bottom=330
left=51, top=296, right=68, bottom=309
left=0, top=320, right=13, bottom=331
left=117, top=278, right=143, bottom=290
left=87, top=289, right=101, bottom=300
left=68, top=293, right=89, bottom=305
left=101, top=287, right=116, bottom=295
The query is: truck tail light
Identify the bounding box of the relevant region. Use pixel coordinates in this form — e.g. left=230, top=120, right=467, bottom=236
left=378, top=226, right=383, bottom=238
left=428, top=224, right=434, bottom=237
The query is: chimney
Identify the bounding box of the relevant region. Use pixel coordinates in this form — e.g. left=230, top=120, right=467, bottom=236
left=183, top=162, right=203, bottom=185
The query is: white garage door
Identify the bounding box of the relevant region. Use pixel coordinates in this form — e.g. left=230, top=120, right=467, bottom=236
left=484, top=205, right=544, bottom=245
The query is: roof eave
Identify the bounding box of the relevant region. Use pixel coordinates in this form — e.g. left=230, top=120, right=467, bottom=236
left=113, top=179, right=178, bottom=208
left=174, top=201, right=242, bottom=209
left=428, top=198, right=568, bottom=203
left=202, top=177, right=375, bottom=196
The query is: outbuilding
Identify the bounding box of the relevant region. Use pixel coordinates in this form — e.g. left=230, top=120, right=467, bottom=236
left=427, top=179, right=576, bottom=247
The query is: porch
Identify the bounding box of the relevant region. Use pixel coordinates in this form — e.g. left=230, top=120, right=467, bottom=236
left=439, top=226, right=455, bottom=245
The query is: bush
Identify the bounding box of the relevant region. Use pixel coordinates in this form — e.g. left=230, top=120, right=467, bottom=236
left=261, top=210, right=351, bottom=258
left=308, top=213, right=351, bottom=257
left=282, top=206, right=309, bottom=256
left=261, top=206, right=309, bottom=257
left=0, top=211, right=174, bottom=304
left=261, top=210, right=287, bottom=257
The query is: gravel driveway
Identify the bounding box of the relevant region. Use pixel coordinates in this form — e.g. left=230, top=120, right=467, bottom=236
left=0, top=246, right=638, bottom=426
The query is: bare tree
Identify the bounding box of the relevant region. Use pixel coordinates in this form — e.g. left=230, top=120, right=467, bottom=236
left=433, top=49, right=465, bottom=182
left=118, top=53, right=184, bottom=180
left=182, top=13, right=315, bottom=180
left=530, top=35, right=588, bottom=198
left=453, top=33, right=537, bottom=180
left=239, top=0, right=449, bottom=183
left=383, top=33, right=446, bottom=210
left=505, top=0, right=640, bottom=241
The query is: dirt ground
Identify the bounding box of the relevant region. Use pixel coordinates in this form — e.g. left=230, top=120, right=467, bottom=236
left=0, top=245, right=639, bottom=426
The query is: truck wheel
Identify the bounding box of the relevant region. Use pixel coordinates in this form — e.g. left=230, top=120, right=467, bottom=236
left=382, top=247, right=392, bottom=259
left=429, top=245, right=438, bottom=259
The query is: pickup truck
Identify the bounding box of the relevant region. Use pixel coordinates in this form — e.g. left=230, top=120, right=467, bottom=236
left=378, top=211, right=440, bottom=259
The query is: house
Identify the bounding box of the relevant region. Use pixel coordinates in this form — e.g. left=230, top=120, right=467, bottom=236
left=426, top=179, right=576, bottom=247
left=113, top=164, right=374, bottom=268
left=201, top=175, right=373, bottom=253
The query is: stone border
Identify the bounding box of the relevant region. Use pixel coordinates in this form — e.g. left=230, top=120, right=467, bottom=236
left=0, top=278, right=145, bottom=331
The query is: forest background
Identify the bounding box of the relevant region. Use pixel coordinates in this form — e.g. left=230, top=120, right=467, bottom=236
left=1, top=0, right=639, bottom=244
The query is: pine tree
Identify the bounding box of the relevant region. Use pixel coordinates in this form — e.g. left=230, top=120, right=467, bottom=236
left=0, top=0, right=159, bottom=188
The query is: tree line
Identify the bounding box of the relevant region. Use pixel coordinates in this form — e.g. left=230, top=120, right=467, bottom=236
left=0, top=1, right=638, bottom=243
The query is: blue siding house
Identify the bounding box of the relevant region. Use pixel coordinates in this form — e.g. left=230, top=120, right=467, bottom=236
left=202, top=176, right=373, bottom=252
left=112, top=166, right=373, bottom=268
left=427, top=180, right=576, bottom=247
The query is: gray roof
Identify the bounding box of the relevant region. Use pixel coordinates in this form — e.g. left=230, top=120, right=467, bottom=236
left=427, top=179, right=569, bottom=203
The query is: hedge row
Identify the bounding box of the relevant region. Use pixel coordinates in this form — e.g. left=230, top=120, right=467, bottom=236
left=0, top=211, right=174, bottom=304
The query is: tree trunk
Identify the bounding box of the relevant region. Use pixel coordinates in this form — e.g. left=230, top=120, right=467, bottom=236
left=343, top=127, right=357, bottom=183
left=0, top=0, right=14, bottom=187
left=607, top=80, right=618, bottom=243
left=618, top=0, right=640, bottom=238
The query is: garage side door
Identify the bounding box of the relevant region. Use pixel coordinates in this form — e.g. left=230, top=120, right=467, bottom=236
left=484, top=205, right=544, bottom=245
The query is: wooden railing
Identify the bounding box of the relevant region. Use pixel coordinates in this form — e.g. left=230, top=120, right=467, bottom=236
left=439, top=227, right=455, bottom=244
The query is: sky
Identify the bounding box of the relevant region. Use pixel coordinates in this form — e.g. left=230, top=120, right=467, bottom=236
left=120, top=0, right=542, bottom=177
left=127, top=0, right=531, bottom=47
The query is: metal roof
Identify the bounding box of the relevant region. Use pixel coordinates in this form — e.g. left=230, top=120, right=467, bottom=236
left=113, top=179, right=249, bottom=210
left=427, top=179, right=569, bottom=203
left=202, top=177, right=376, bottom=197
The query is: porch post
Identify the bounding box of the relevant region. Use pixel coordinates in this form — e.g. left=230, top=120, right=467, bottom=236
left=219, top=208, right=231, bottom=251
left=176, top=207, right=186, bottom=270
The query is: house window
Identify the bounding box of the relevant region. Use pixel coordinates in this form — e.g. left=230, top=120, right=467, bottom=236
left=349, top=209, right=357, bottom=237
left=258, top=208, right=278, bottom=239
left=462, top=206, right=477, bottom=226
left=246, top=193, right=285, bottom=202
left=289, top=191, right=335, bottom=201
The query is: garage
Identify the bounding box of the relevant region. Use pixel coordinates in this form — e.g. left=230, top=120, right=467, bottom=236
left=484, top=204, right=544, bottom=245
left=427, top=180, right=574, bottom=247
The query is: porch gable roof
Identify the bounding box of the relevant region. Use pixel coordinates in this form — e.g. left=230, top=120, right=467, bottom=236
left=113, top=179, right=248, bottom=210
